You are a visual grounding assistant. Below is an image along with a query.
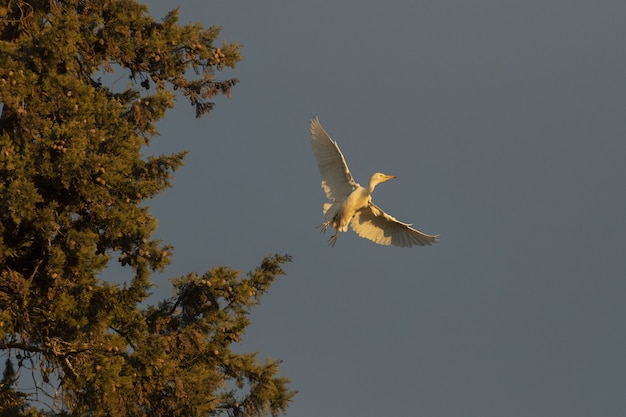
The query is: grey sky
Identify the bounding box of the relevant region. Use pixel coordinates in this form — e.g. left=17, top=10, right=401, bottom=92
left=114, top=1, right=626, bottom=416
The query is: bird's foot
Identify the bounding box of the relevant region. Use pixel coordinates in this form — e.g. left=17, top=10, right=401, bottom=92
left=327, top=232, right=339, bottom=247
left=316, top=221, right=331, bottom=233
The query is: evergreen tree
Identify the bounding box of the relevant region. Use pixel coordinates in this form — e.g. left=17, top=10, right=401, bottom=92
left=0, top=1, right=295, bottom=415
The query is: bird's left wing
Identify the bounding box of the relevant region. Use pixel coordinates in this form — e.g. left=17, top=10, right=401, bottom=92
left=351, top=203, right=439, bottom=247
left=309, top=117, right=357, bottom=201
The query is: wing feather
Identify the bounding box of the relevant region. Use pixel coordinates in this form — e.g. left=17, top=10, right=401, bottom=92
left=309, top=117, right=357, bottom=201
left=351, top=203, right=439, bottom=247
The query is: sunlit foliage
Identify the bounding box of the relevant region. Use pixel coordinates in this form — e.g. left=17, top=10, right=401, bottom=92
left=0, top=1, right=294, bottom=415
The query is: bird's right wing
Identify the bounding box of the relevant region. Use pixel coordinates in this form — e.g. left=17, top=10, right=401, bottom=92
left=309, top=117, right=357, bottom=201
left=351, top=203, right=439, bottom=247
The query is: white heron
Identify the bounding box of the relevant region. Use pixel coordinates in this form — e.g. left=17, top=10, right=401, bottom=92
left=309, top=117, right=439, bottom=247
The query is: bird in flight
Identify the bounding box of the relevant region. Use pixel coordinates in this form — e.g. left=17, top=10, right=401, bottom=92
left=309, top=117, right=439, bottom=247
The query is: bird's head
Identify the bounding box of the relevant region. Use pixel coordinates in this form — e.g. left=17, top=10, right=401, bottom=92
left=369, top=172, right=396, bottom=190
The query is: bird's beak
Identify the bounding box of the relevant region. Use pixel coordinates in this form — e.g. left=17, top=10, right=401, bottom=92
left=386, top=175, right=397, bottom=181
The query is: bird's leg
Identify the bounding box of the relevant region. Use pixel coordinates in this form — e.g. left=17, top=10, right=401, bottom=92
left=316, top=218, right=339, bottom=246
left=327, top=231, right=339, bottom=247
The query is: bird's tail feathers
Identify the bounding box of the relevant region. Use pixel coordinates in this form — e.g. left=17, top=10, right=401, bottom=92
left=322, top=202, right=340, bottom=219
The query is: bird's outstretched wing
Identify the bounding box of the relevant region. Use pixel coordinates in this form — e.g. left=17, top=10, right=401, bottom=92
left=309, top=117, right=357, bottom=202
left=351, top=203, right=439, bottom=247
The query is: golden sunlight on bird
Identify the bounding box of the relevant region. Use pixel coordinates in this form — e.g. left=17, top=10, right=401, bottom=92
left=309, top=117, right=439, bottom=248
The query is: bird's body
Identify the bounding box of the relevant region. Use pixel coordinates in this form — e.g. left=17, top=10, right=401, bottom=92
left=309, top=117, right=438, bottom=247
left=322, top=174, right=392, bottom=233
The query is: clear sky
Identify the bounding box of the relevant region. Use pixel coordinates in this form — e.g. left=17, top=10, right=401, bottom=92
left=114, top=1, right=626, bottom=416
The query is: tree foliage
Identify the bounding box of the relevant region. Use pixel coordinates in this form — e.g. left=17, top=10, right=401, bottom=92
left=0, top=1, right=295, bottom=415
